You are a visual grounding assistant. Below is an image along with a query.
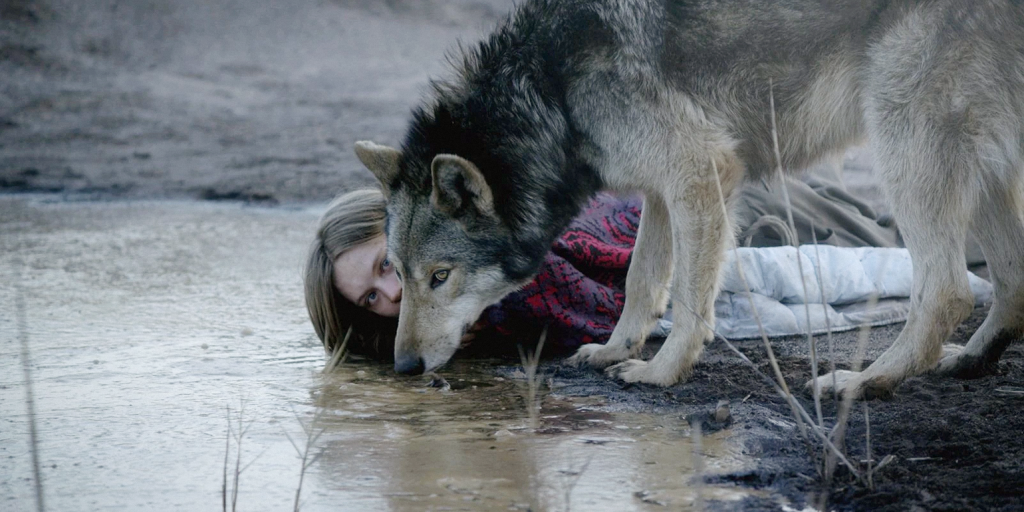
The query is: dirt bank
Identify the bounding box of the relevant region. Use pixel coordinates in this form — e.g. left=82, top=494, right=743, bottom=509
left=1, top=0, right=511, bottom=202
left=531, top=306, right=1024, bottom=511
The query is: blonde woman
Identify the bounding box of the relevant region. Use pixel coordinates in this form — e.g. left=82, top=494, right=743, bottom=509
left=304, top=189, right=401, bottom=363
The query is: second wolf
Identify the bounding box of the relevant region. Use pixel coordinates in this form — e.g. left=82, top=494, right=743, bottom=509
left=355, top=0, right=1024, bottom=398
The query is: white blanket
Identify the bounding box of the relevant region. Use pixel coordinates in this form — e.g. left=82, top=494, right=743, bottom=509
left=656, top=246, right=992, bottom=340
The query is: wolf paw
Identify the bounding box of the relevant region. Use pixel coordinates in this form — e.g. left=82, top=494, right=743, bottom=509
left=809, top=370, right=896, bottom=400
left=606, top=359, right=678, bottom=386
left=807, top=370, right=863, bottom=400
left=567, top=343, right=631, bottom=370
left=935, top=345, right=998, bottom=379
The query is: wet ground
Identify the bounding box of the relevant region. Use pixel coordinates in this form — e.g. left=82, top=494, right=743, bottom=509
left=0, top=196, right=758, bottom=511
left=4, top=1, right=1024, bottom=511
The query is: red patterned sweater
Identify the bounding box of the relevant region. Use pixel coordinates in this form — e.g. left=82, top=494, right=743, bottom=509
left=477, top=193, right=641, bottom=353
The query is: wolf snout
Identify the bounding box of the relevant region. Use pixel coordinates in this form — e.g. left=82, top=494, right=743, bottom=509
left=394, top=353, right=426, bottom=375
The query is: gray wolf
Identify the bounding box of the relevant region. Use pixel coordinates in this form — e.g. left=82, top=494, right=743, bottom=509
left=354, top=0, right=1024, bottom=398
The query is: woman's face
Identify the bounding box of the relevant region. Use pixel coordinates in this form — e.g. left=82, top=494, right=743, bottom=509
left=332, top=235, right=402, bottom=318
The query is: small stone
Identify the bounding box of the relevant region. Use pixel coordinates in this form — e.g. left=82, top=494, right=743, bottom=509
left=200, top=343, right=209, bottom=350
left=427, top=373, right=451, bottom=391
left=493, top=429, right=515, bottom=440
left=240, top=327, right=254, bottom=336
left=714, top=399, right=732, bottom=424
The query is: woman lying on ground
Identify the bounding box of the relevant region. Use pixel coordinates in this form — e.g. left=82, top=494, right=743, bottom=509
left=304, top=187, right=644, bottom=367
left=303, top=168, right=929, bottom=368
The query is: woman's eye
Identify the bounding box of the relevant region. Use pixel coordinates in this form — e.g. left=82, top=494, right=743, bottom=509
left=381, top=257, right=390, bottom=270
left=431, top=269, right=449, bottom=289
left=367, top=291, right=378, bottom=303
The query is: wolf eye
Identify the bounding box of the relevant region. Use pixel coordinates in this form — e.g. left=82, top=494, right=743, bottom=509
left=431, top=269, right=449, bottom=289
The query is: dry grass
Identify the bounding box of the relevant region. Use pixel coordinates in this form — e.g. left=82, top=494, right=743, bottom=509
left=284, top=408, right=326, bottom=512
left=688, top=79, right=905, bottom=496
left=16, top=272, right=46, bottom=512
left=222, top=401, right=265, bottom=512
left=518, top=325, right=548, bottom=431
left=322, top=325, right=352, bottom=373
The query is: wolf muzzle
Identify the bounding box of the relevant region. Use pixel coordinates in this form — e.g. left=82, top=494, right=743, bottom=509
left=394, top=352, right=426, bottom=375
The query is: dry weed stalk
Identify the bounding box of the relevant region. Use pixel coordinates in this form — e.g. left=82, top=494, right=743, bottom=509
left=768, top=80, right=826, bottom=440
left=518, top=325, right=548, bottom=431
left=809, top=230, right=840, bottom=402
left=709, top=158, right=822, bottom=471
left=556, top=454, right=592, bottom=512
left=773, top=80, right=889, bottom=490
left=285, top=408, right=327, bottom=512
left=707, top=158, right=862, bottom=480
left=16, top=274, right=46, bottom=512
left=322, top=325, right=352, bottom=373
left=864, top=402, right=874, bottom=490
left=695, top=80, right=876, bottom=485
left=222, top=405, right=230, bottom=512
left=824, top=284, right=882, bottom=484
left=222, top=401, right=262, bottom=512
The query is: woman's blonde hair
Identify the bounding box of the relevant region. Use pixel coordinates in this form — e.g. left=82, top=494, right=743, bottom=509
left=304, top=188, right=397, bottom=364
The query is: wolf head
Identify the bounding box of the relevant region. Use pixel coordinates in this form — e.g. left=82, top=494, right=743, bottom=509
left=351, top=6, right=609, bottom=373
left=354, top=140, right=541, bottom=374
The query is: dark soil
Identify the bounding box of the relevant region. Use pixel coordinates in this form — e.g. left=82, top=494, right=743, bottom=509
left=4, top=2, right=1022, bottom=510
left=538, top=306, right=1024, bottom=511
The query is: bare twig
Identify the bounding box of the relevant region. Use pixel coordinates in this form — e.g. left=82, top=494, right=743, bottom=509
left=285, top=407, right=327, bottom=512
left=994, top=387, right=1024, bottom=397
left=223, top=400, right=260, bottom=512
left=16, top=273, right=45, bottom=512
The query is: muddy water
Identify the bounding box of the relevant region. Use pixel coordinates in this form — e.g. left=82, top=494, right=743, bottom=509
left=0, top=196, right=753, bottom=511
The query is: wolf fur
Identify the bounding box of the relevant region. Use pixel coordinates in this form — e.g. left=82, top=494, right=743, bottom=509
left=354, top=0, right=1024, bottom=397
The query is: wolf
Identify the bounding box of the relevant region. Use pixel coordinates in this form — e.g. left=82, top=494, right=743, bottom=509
left=354, top=0, right=1024, bottom=398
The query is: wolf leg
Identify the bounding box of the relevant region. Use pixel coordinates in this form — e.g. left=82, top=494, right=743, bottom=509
left=568, top=193, right=672, bottom=369
left=812, top=119, right=978, bottom=399
left=607, top=161, right=734, bottom=386
left=937, top=182, right=1024, bottom=378
left=812, top=206, right=975, bottom=397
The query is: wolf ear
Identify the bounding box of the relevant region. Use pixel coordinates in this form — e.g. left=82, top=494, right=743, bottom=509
left=354, top=141, right=401, bottom=193
left=430, top=154, right=496, bottom=219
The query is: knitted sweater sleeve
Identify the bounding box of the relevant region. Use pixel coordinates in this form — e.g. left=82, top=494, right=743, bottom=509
left=479, top=194, right=641, bottom=352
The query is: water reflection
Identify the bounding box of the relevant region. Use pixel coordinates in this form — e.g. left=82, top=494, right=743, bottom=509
left=311, top=360, right=753, bottom=511
left=0, top=197, right=753, bottom=512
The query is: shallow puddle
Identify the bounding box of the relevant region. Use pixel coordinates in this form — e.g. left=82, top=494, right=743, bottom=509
left=0, top=196, right=754, bottom=511
left=312, top=361, right=753, bottom=511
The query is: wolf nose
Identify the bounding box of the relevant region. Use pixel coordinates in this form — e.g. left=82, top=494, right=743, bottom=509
left=394, top=354, right=426, bottom=375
